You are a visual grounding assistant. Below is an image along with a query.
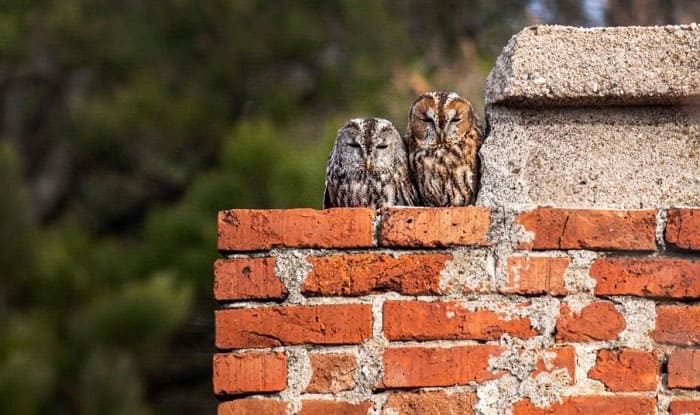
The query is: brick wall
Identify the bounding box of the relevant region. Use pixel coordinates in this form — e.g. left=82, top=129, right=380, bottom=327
left=213, top=207, right=700, bottom=415
left=212, top=24, right=700, bottom=414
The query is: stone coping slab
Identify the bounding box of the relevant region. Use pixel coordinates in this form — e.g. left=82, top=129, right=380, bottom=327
left=486, top=24, right=700, bottom=106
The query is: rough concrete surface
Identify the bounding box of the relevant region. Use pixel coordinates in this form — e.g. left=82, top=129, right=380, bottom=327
left=486, top=24, right=700, bottom=106
left=477, top=106, right=700, bottom=209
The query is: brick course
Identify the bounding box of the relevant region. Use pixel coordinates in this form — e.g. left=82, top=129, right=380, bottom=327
left=555, top=302, right=626, bottom=342
left=516, top=208, right=656, bottom=250
left=666, top=208, right=700, bottom=250
left=215, top=304, right=372, bottom=349
left=667, top=349, right=700, bottom=389
left=218, top=208, right=375, bottom=251
left=383, top=391, right=476, bottom=415
left=217, top=399, right=288, bottom=415
left=305, top=353, right=357, bottom=393
left=303, top=253, right=451, bottom=296
left=512, top=396, right=657, bottom=415
left=383, top=300, right=537, bottom=341
left=212, top=352, right=287, bottom=395
left=214, top=257, right=287, bottom=301
left=590, top=257, right=700, bottom=299
left=503, top=256, right=569, bottom=296
left=380, top=345, right=503, bottom=388
left=378, top=207, right=491, bottom=247
left=653, top=305, right=700, bottom=346
left=670, top=401, right=700, bottom=415
left=298, top=400, right=372, bottom=415
left=588, top=349, right=659, bottom=391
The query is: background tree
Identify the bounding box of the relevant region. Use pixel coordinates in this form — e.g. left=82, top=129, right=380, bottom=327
left=0, top=1, right=697, bottom=413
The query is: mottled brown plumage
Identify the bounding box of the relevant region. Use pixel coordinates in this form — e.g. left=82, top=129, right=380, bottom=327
left=323, top=118, right=418, bottom=209
left=405, top=92, right=484, bottom=206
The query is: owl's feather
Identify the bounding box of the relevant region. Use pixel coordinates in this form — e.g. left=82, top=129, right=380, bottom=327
left=405, top=92, right=484, bottom=206
left=323, top=118, right=418, bottom=209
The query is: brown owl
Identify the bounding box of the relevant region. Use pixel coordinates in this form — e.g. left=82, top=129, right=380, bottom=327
left=405, top=92, right=484, bottom=206
left=323, top=118, right=418, bottom=209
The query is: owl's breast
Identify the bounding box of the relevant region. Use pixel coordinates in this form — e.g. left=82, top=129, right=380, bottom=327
left=411, top=143, right=477, bottom=206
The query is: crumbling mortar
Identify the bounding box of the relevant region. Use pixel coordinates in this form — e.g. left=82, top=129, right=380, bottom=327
left=479, top=334, right=573, bottom=411
left=382, top=339, right=498, bottom=348
left=219, top=300, right=289, bottom=309
left=609, top=296, right=657, bottom=351
left=221, top=250, right=276, bottom=260
left=563, top=250, right=599, bottom=295
left=439, top=248, right=495, bottom=296
left=656, top=209, right=669, bottom=254
left=279, top=346, right=311, bottom=414
left=274, top=248, right=312, bottom=305
left=372, top=210, right=382, bottom=247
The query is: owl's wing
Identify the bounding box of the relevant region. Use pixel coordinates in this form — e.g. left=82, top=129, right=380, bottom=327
left=323, top=182, right=332, bottom=209
left=397, top=169, right=420, bottom=206
left=403, top=182, right=420, bottom=206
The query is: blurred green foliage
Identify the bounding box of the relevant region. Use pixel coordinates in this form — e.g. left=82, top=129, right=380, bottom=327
left=0, top=1, right=696, bottom=413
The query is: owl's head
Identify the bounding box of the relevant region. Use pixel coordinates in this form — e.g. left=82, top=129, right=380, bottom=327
left=406, top=91, right=478, bottom=150
left=330, top=118, right=406, bottom=173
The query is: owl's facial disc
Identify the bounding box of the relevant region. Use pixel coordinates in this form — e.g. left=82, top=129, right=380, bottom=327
left=421, top=107, right=436, bottom=124
left=341, top=126, right=362, bottom=149
left=416, top=110, right=437, bottom=144
left=374, top=125, right=395, bottom=150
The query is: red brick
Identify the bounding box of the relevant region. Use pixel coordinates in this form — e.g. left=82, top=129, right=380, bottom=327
left=383, top=300, right=537, bottom=341
left=670, top=400, right=700, bottom=415
left=303, top=253, right=451, bottom=296
left=378, top=207, right=491, bottom=248
left=516, top=208, right=656, bottom=251
left=218, top=399, right=288, bottom=415
left=591, top=257, right=700, bottom=299
left=380, top=345, right=503, bottom=388
left=214, top=258, right=287, bottom=301
left=213, top=352, right=286, bottom=395
left=588, top=349, right=659, bottom=391
left=653, top=305, right=700, bottom=345
left=668, top=349, right=700, bottom=389
left=532, top=346, right=576, bottom=384
left=666, top=209, right=700, bottom=250
left=298, top=401, right=372, bottom=415
left=503, top=256, right=569, bottom=296
left=215, top=304, right=372, bottom=349
left=217, top=208, right=375, bottom=251
left=305, top=353, right=357, bottom=393
left=555, top=302, right=626, bottom=342
left=384, top=390, right=476, bottom=415
left=512, top=396, right=657, bottom=415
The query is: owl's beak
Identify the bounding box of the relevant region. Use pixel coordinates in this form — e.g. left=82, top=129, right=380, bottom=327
left=438, top=130, right=446, bottom=143
left=365, top=159, right=372, bottom=170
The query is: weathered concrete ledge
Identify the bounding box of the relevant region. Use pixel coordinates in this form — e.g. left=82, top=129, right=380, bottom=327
left=486, top=24, right=700, bottom=106
left=479, top=25, right=700, bottom=210
left=477, top=106, right=700, bottom=209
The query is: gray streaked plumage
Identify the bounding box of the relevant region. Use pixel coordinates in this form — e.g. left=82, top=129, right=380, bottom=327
left=406, top=91, right=484, bottom=206
left=323, top=118, right=418, bottom=209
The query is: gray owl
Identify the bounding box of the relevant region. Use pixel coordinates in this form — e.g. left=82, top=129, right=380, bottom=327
left=406, top=92, right=484, bottom=206
left=323, top=118, right=418, bottom=209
